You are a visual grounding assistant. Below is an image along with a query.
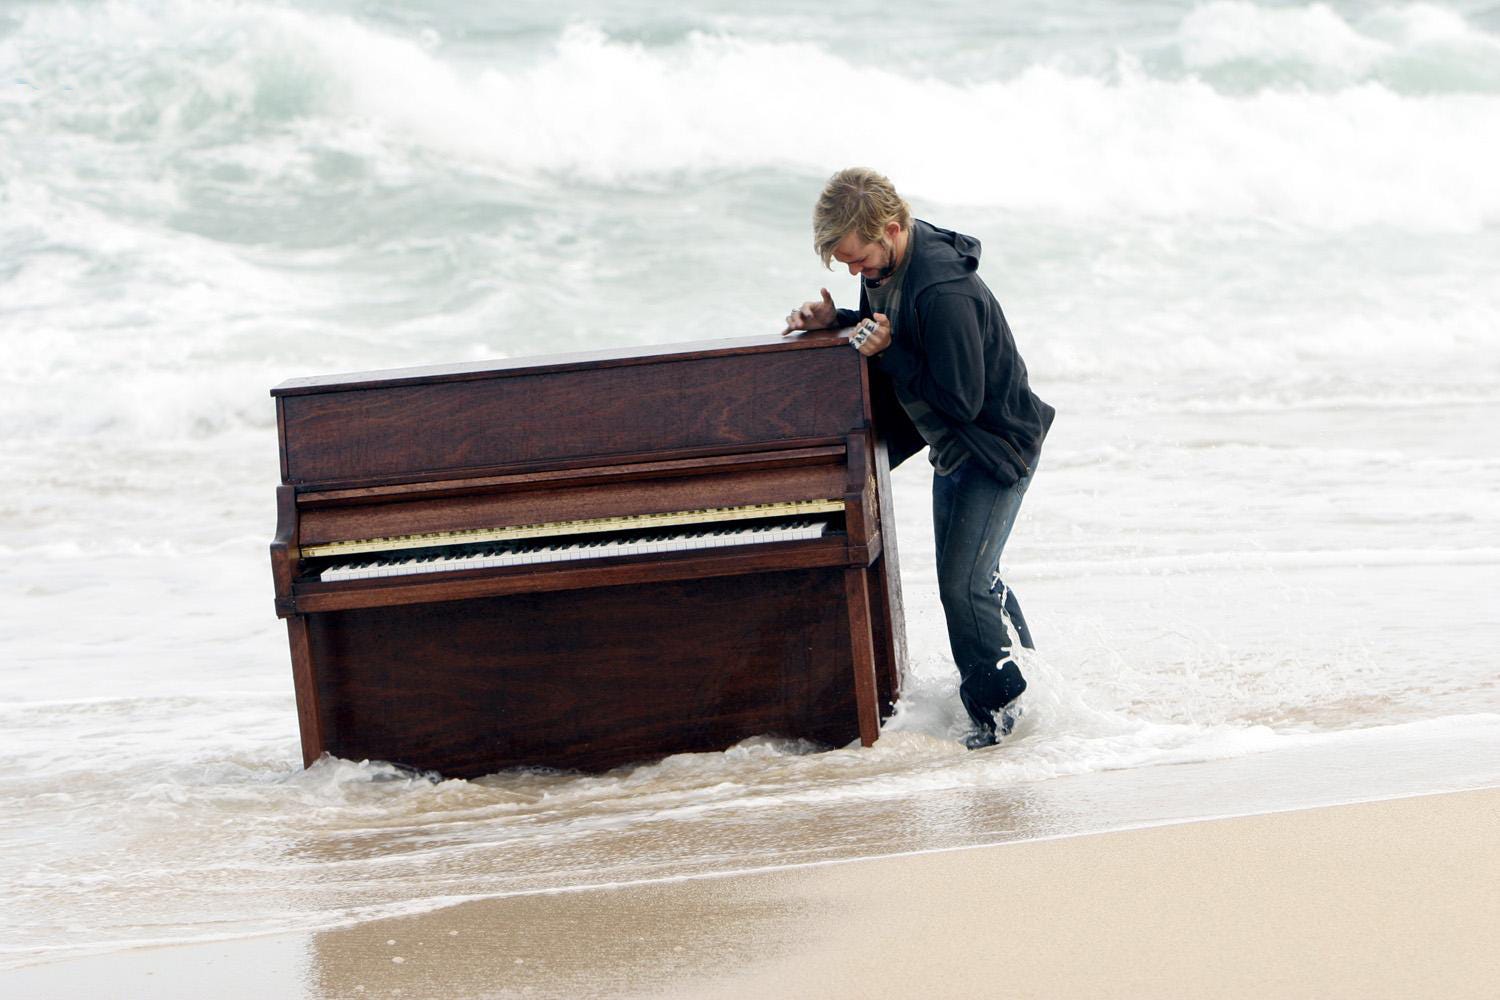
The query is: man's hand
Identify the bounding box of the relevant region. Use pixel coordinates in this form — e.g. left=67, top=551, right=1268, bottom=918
left=782, top=288, right=838, bottom=334
left=850, top=312, right=892, bottom=356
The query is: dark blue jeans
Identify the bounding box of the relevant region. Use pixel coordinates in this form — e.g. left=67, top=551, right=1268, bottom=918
left=932, top=460, right=1034, bottom=732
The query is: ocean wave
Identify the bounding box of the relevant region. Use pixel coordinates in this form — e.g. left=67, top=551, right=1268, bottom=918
left=4, top=2, right=1499, bottom=229
left=4, top=1, right=1498, bottom=443
left=1179, top=2, right=1500, bottom=92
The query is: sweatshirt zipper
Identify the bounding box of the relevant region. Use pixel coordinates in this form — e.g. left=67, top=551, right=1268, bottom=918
left=997, top=437, right=1030, bottom=478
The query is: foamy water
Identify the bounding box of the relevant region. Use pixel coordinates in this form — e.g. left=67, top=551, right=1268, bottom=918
left=3, top=0, right=1499, bottom=969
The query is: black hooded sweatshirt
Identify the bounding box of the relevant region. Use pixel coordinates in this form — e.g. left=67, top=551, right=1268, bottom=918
left=837, top=219, right=1055, bottom=485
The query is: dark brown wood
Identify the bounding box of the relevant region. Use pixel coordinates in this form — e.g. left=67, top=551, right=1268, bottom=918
left=846, top=533, right=884, bottom=566
left=270, top=484, right=299, bottom=618
left=292, top=535, right=851, bottom=614
left=269, top=333, right=908, bottom=774
left=297, top=463, right=849, bottom=548
left=285, top=615, right=324, bottom=767
left=841, top=431, right=866, bottom=542
left=284, top=437, right=852, bottom=496
left=279, top=342, right=864, bottom=485
left=297, top=445, right=847, bottom=507
left=842, top=567, right=881, bottom=747
left=271, top=331, right=847, bottom=397
left=304, top=570, right=859, bottom=776
left=276, top=398, right=290, bottom=485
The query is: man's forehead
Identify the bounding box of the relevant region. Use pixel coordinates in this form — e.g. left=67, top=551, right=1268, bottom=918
left=832, top=232, right=875, bottom=260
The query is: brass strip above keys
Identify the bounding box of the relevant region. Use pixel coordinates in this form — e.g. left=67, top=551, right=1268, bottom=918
left=301, top=499, right=847, bottom=558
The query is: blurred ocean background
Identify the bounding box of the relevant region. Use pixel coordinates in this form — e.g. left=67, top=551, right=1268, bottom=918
left=3, top=0, right=1498, bottom=969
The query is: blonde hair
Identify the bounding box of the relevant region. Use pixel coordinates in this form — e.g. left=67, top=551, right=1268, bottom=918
left=813, top=167, right=912, bottom=269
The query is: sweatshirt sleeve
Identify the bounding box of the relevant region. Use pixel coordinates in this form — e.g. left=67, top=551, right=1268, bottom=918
left=873, top=291, right=986, bottom=422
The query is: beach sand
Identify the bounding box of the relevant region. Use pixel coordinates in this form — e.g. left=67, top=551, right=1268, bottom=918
left=8, top=786, right=1496, bottom=999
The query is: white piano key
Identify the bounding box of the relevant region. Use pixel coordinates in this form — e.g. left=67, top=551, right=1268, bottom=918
left=318, top=519, right=831, bottom=582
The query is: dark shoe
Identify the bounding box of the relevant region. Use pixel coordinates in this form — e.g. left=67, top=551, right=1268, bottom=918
left=962, top=700, right=1024, bottom=750
left=962, top=727, right=998, bottom=750
left=998, top=700, right=1024, bottom=736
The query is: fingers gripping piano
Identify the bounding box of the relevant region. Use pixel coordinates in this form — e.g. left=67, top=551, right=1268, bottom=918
left=269, top=332, right=907, bottom=776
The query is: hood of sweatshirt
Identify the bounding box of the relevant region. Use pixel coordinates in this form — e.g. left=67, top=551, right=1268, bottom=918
left=905, top=219, right=982, bottom=294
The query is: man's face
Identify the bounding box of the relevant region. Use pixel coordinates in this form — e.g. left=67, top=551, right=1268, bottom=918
left=832, top=230, right=895, bottom=281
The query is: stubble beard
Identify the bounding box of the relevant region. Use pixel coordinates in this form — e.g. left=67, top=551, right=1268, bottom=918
left=868, top=238, right=898, bottom=285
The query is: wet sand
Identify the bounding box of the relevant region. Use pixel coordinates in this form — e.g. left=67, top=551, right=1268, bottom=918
left=7, top=787, right=1496, bottom=999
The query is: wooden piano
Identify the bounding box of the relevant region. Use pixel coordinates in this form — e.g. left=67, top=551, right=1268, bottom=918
left=269, top=331, right=906, bottom=776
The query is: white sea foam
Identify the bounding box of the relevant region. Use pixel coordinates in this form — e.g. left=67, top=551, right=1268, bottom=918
left=4, top=3, right=1498, bottom=444
left=1181, top=1, right=1392, bottom=73
left=1181, top=2, right=1500, bottom=89
left=283, top=23, right=1500, bottom=229
left=6, top=2, right=1500, bottom=228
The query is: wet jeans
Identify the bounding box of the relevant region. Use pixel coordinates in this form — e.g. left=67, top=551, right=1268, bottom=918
left=932, top=459, right=1034, bottom=732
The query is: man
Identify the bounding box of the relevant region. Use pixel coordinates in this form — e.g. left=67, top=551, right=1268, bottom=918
left=784, top=168, right=1055, bottom=749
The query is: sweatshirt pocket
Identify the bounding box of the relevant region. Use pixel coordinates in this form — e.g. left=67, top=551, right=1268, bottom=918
left=995, top=435, right=1031, bottom=479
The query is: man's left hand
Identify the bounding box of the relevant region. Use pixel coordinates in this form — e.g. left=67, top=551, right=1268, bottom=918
left=851, top=312, right=892, bottom=356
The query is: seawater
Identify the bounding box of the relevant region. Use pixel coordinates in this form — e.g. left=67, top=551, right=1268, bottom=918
left=2, top=0, right=1499, bottom=968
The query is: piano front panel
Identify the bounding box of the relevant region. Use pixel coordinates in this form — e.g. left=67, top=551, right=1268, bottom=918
left=295, top=462, right=851, bottom=548
left=280, top=345, right=864, bottom=485
left=305, top=569, right=862, bottom=776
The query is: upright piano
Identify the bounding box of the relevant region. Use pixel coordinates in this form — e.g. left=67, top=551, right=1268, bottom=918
left=269, top=332, right=906, bottom=776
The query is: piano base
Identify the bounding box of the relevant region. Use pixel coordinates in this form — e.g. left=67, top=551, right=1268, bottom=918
left=287, top=562, right=899, bottom=776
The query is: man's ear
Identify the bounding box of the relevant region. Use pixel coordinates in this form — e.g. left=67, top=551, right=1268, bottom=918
left=884, top=220, right=902, bottom=242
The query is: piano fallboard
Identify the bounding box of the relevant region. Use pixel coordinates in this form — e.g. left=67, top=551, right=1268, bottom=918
left=294, top=458, right=854, bottom=549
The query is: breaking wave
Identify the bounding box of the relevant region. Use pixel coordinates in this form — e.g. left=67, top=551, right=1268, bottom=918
left=4, top=1, right=1500, bottom=227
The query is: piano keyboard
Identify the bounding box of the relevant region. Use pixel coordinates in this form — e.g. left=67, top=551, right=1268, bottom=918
left=318, top=518, right=829, bottom=582
left=300, top=498, right=845, bottom=559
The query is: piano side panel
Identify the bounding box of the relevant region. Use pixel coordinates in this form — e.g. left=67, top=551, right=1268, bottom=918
left=281, top=345, right=863, bottom=486
left=276, top=397, right=290, bottom=484
left=865, top=558, right=899, bottom=719
left=868, top=434, right=907, bottom=716
left=303, top=569, right=860, bottom=776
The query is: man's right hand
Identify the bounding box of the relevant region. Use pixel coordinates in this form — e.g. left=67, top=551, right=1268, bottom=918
left=782, top=288, right=838, bottom=334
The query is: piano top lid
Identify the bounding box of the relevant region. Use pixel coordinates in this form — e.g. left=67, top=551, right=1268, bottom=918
left=270, top=331, right=850, bottom=397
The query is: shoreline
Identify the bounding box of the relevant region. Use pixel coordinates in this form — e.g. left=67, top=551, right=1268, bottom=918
left=8, top=785, right=1497, bottom=999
